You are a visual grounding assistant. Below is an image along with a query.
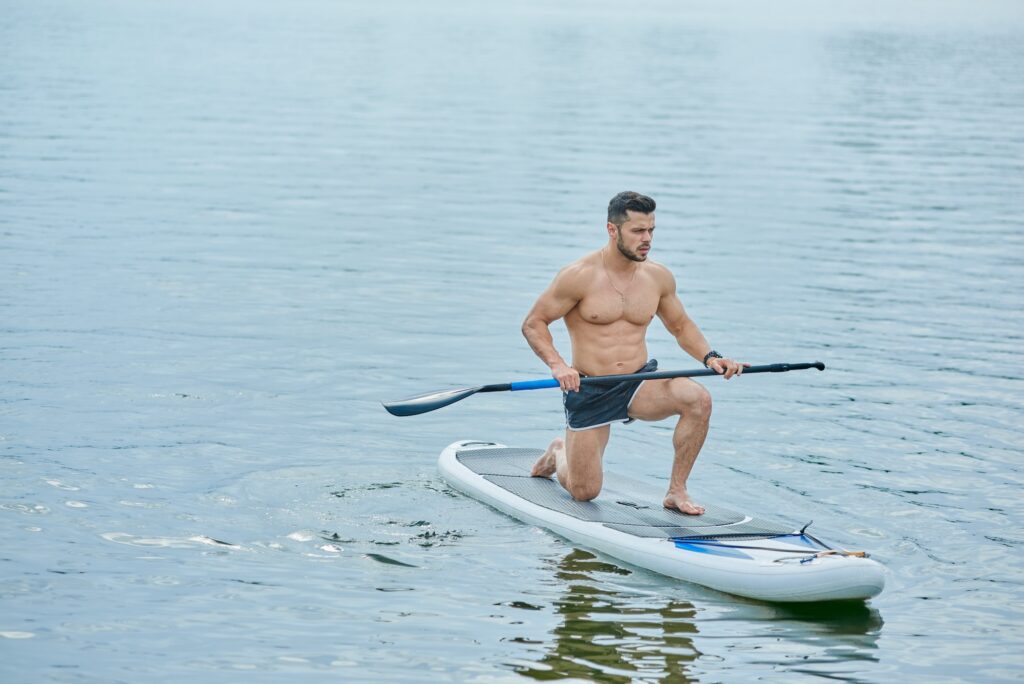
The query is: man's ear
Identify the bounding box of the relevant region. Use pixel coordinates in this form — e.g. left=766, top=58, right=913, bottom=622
left=606, top=222, right=618, bottom=239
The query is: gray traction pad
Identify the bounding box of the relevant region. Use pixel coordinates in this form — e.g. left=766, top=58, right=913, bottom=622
left=456, top=447, right=793, bottom=540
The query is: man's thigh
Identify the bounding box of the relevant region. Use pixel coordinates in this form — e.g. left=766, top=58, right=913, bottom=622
left=564, top=425, right=610, bottom=483
left=628, top=377, right=701, bottom=421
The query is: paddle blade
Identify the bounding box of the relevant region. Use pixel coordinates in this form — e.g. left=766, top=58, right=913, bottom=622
left=382, top=386, right=482, bottom=417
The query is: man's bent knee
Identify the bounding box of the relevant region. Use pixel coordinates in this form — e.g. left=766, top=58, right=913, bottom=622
left=675, top=382, right=712, bottom=420
left=694, top=386, right=712, bottom=419
left=567, top=481, right=602, bottom=502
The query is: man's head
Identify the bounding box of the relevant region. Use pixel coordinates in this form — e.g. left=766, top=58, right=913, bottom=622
left=607, top=191, right=656, bottom=262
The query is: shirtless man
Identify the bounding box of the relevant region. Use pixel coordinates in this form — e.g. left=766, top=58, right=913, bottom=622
left=521, top=191, right=747, bottom=515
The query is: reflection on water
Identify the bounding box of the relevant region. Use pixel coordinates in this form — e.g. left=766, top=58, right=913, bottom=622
left=517, top=549, right=701, bottom=683
left=517, top=549, right=884, bottom=682
left=770, top=601, right=884, bottom=640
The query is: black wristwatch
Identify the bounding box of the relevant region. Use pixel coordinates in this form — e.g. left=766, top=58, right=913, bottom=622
left=703, top=350, right=723, bottom=367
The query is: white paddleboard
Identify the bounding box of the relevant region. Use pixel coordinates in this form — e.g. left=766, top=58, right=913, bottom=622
left=440, top=440, right=885, bottom=603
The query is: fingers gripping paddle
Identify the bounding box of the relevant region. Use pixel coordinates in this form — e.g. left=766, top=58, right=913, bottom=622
left=382, top=361, right=825, bottom=417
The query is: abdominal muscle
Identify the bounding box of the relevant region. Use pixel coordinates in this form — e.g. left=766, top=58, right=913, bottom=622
left=565, top=314, right=651, bottom=377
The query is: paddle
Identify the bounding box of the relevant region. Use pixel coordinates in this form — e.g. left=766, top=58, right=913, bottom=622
left=382, top=361, right=825, bottom=417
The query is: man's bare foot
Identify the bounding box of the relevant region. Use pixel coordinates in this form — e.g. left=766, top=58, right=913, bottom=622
left=663, top=491, right=705, bottom=516
left=531, top=437, right=563, bottom=477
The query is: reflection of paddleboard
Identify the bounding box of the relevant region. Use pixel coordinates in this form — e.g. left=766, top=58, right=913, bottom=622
left=440, top=441, right=886, bottom=603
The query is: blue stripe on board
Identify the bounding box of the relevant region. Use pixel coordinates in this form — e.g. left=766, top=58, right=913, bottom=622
left=674, top=541, right=753, bottom=559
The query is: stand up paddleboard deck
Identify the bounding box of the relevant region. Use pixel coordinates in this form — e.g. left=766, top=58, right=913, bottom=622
left=440, top=441, right=885, bottom=603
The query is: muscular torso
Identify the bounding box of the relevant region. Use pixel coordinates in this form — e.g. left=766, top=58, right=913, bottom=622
left=565, top=254, right=664, bottom=376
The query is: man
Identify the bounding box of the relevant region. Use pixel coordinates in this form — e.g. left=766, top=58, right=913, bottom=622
left=521, top=191, right=747, bottom=515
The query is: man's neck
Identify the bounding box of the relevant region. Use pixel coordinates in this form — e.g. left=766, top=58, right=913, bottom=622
left=604, top=245, right=639, bottom=272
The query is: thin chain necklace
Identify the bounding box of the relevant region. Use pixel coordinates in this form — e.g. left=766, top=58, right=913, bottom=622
left=601, top=248, right=638, bottom=305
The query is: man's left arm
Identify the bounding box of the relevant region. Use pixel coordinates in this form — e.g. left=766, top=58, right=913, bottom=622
left=656, top=271, right=749, bottom=379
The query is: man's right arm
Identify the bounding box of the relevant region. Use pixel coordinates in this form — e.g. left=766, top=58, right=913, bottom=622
left=521, top=265, right=584, bottom=392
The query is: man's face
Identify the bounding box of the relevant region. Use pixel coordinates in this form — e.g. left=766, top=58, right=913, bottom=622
left=609, top=210, right=655, bottom=262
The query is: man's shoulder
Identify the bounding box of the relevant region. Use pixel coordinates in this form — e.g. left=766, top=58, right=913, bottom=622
left=643, top=258, right=671, bottom=273
left=557, top=251, right=601, bottom=280
left=642, top=259, right=677, bottom=293
left=644, top=259, right=674, bottom=279
left=547, top=252, right=600, bottom=298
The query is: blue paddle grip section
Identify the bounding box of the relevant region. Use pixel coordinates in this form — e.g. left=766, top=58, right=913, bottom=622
left=509, top=378, right=560, bottom=391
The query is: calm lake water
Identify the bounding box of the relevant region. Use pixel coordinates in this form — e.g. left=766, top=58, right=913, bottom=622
left=3, top=0, right=1023, bottom=681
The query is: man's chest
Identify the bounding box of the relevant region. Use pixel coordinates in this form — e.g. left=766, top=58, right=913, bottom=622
left=574, top=284, right=659, bottom=326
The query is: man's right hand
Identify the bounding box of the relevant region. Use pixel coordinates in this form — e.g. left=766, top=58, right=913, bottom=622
left=551, top=363, right=581, bottom=392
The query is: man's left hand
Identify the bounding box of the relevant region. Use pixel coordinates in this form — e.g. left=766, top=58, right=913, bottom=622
left=708, top=357, right=750, bottom=380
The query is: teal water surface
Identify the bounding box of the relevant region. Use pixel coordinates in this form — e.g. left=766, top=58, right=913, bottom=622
left=2, top=1, right=1023, bottom=682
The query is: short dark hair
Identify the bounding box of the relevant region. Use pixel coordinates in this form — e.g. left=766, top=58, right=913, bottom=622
left=608, top=191, right=656, bottom=226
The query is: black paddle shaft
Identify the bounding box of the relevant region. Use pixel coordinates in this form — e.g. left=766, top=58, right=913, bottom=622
left=383, top=361, right=825, bottom=416
left=479, top=361, right=826, bottom=392
left=577, top=360, right=825, bottom=385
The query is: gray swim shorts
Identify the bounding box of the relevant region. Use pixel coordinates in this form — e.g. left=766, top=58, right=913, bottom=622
left=563, top=359, right=657, bottom=431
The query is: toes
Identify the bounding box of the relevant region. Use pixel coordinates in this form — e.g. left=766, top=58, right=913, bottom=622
left=530, top=454, right=556, bottom=478
left=664, top=498, right=705, bottom=515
